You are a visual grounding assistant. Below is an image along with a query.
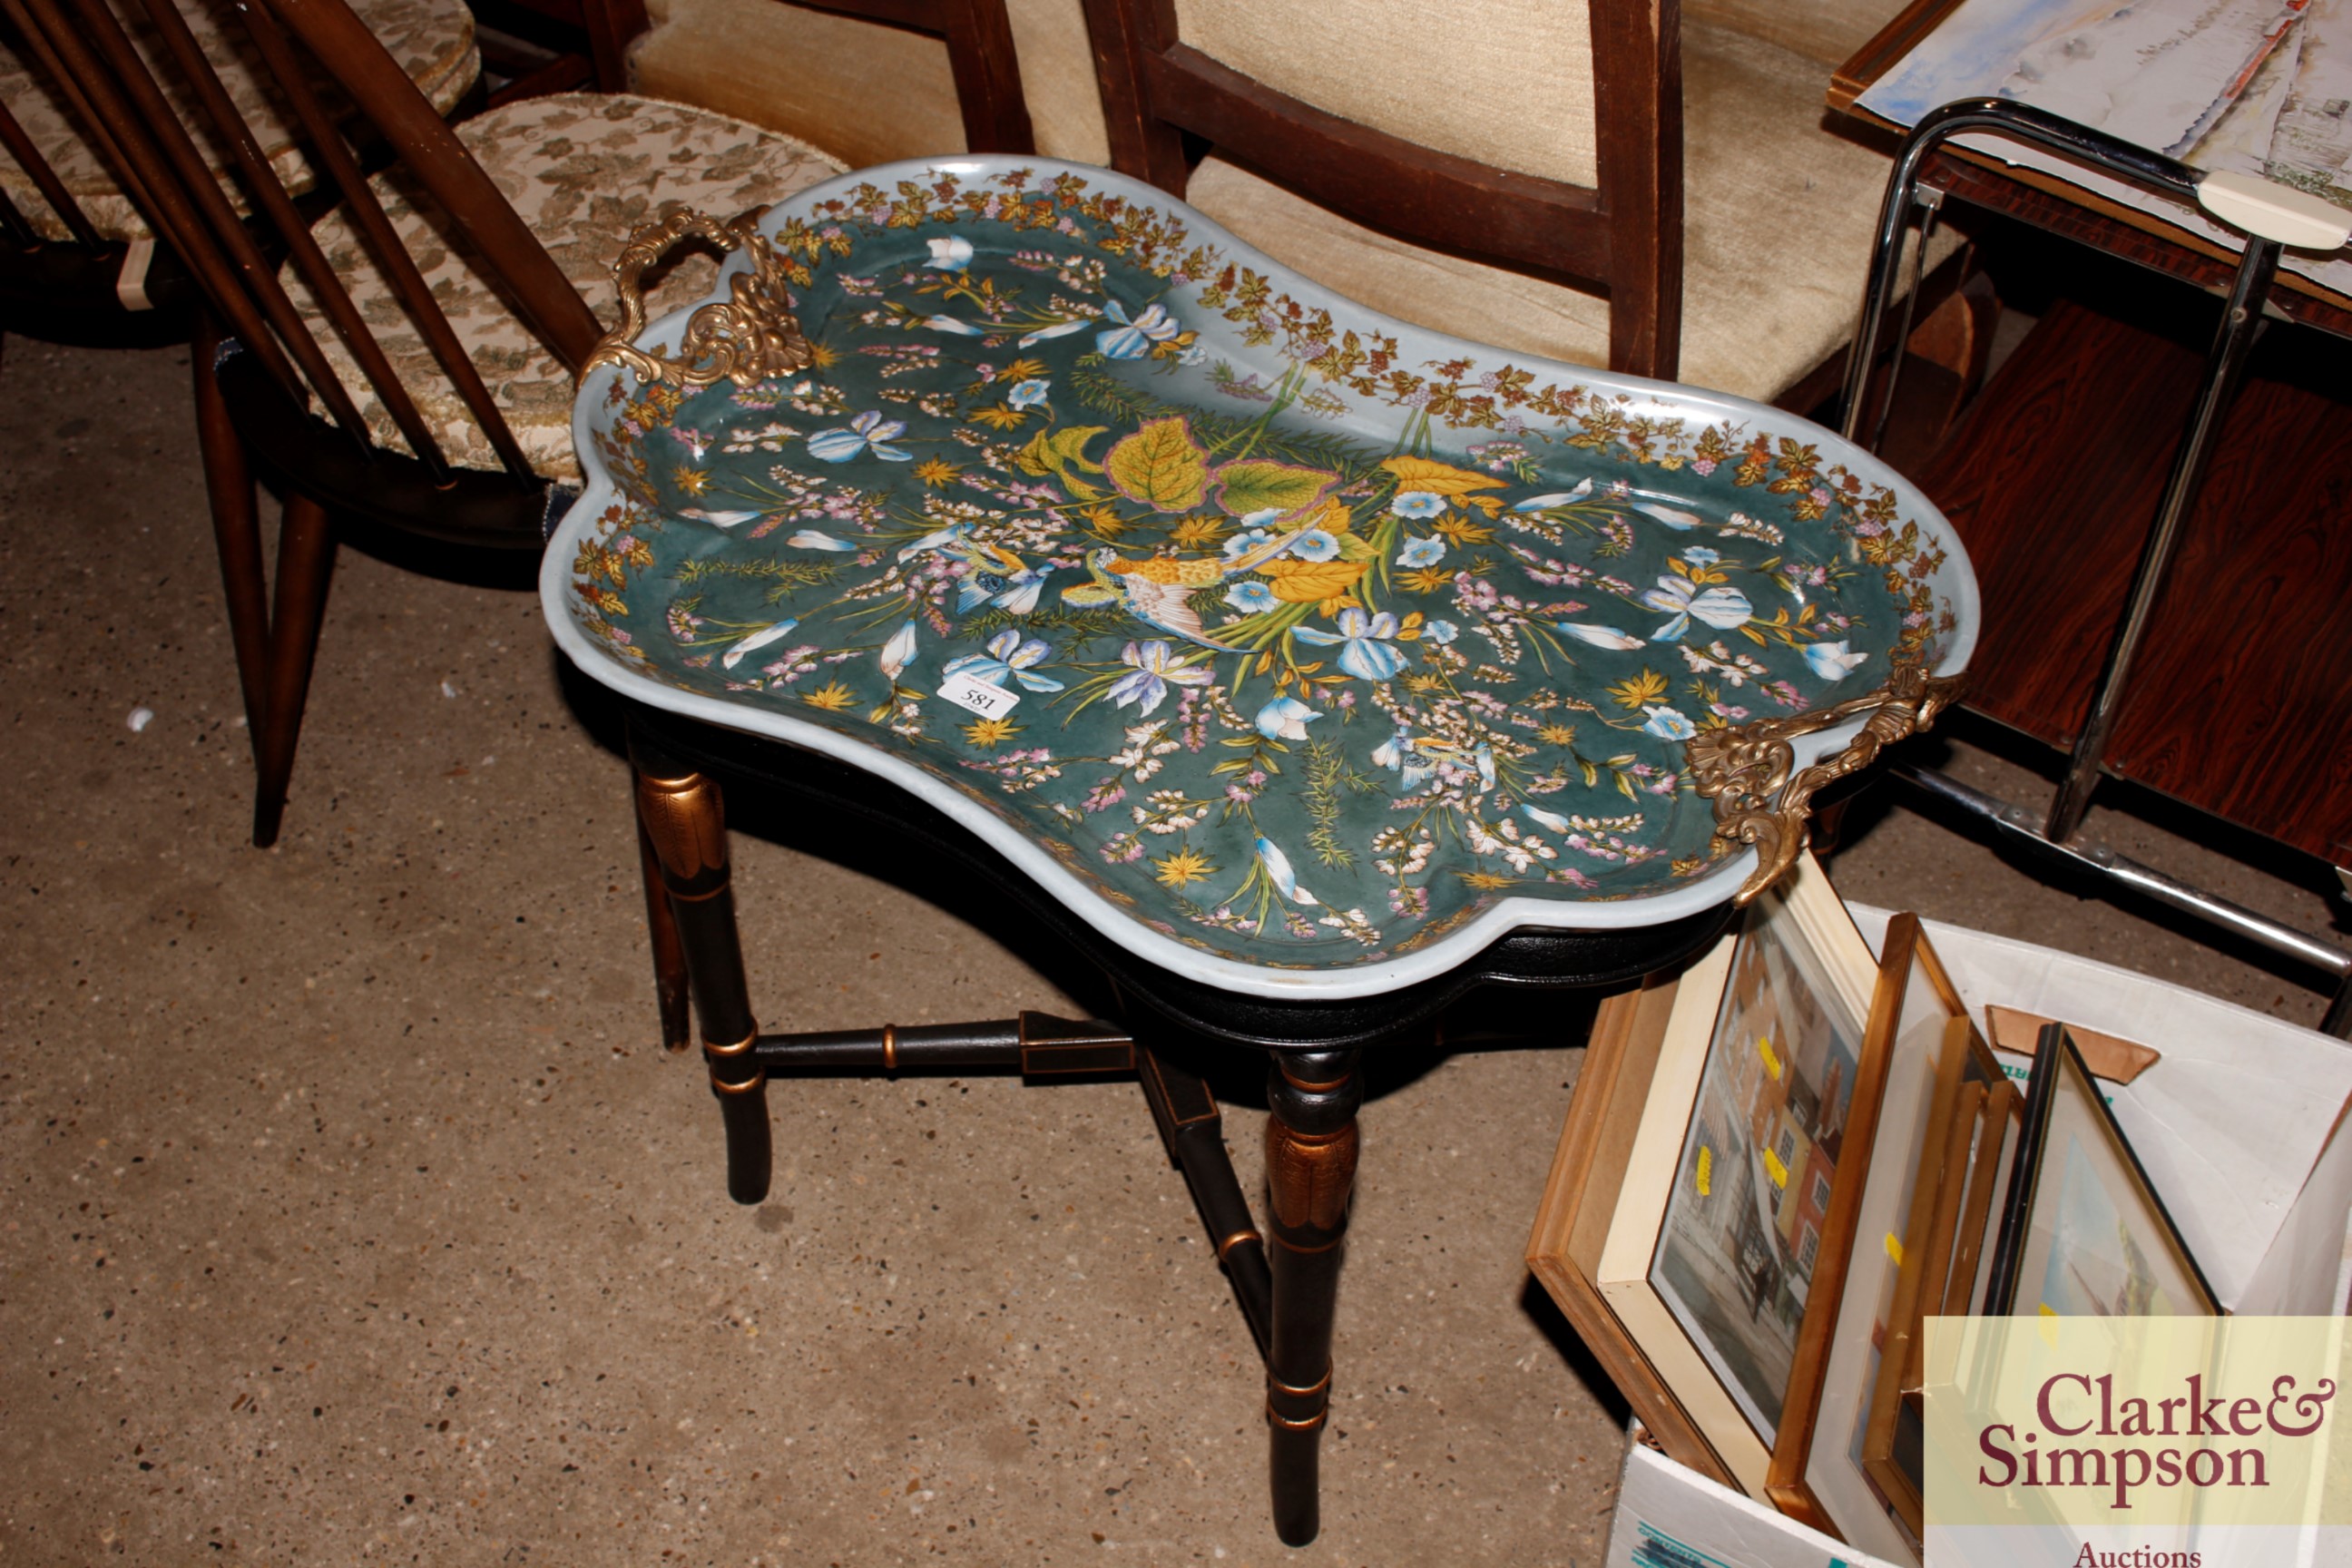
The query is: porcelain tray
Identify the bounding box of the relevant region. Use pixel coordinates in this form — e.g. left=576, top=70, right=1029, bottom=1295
left=543, top=158, right=1977, bottom=999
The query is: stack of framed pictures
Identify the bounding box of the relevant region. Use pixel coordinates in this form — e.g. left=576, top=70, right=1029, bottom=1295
left=1529, top=856, right=2218, bottom=1563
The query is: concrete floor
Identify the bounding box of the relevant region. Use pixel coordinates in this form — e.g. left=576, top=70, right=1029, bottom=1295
left=2, top=336, right=2344, bottom=1566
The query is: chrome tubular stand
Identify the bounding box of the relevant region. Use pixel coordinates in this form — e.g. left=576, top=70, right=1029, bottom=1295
left=1842, top=97, right=2352, bottom=1036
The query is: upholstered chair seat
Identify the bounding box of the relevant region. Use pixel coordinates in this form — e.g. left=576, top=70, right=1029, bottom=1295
left=281, top=92, right=843, bottom=483
left=0, top=0, right=479, bottom=241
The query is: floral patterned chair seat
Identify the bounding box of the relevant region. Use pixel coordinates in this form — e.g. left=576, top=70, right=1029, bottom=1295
left=0, top=0, right=479, bottom=242
left=281, top=92, right=846, bottom=485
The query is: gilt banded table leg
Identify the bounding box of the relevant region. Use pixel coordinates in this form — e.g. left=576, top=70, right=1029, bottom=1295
left=1263, top=1049, right=1360, bottom=1547
left=628, top=723, right=768, bottom=1204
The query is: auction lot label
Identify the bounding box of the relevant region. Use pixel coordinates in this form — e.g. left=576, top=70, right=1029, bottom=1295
left=1924, top=1318, right=2352, bottom=1567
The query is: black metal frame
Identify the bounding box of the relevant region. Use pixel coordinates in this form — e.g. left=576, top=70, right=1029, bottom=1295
left=1841, top=96, right=2352, bottom=1035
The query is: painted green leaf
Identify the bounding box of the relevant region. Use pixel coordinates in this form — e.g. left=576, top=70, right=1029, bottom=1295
left=1105, top=417, right=1210, bottom=512
left=1213, top=459, right=1334, bottom=520
left=1016, top=424, right=1108, bottom=500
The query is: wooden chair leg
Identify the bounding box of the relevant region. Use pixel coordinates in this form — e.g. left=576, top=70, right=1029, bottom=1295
left=1263, top=1048, right=1361, bottom=1547
left=635, top=806, right=693, bottom=1054
left=250, top=492, right=337, bottom=848
left=191, top=312, right=270, bottom=763
left=628, top=721, right=769, bottom=1204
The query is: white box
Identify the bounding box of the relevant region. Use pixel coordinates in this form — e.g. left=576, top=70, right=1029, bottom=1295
left=1599, top=906, right=2352, bottom=1568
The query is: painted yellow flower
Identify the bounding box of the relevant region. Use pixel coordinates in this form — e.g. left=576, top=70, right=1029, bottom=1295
left=1431, top=514, right=1494, bottom=545
left=1078, top=504, right=1129, bottom=540
left=1406, top=673, right=1447, bottom=693
left=962, top=716, right=1022, bottom=749
left=671, top=466, right=710, bottom=495
left=1458, top=870, right=1517, bottom=890
left=808, top=343, right=841, bottom=369
left=1608, top=669, right=1670, bottom=710
left=1169, top=515, right=1227, bottom=550
left=1152, top=847, right=1215, bottom=890
left=802, top=681, right=857, bottom=711
left=1537, top=723, right=1578, bottom=746
left=914, top=457, right=962, bottom=488
left=1399, top=566, right=1455, bottom=594
left=968, top=405, right=1030, bottom=430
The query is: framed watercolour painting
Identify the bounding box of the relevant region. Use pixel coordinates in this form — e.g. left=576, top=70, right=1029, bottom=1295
left=1984, top=1024, right=2220, bottom=1321
left=1594, top=853, right=1882, bottom=1497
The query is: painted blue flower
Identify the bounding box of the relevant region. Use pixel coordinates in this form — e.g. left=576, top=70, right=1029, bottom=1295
left=1556, top=622, right=1643, bottom=651
left=1254, top=697, right=1320, bottom=740
left=808, top=410, right=912, bottom=463
left=1225, top=579, right=1276, bottom=612
left=1222, top=526, right=1275, bottom=561
left=1390, top=491, right=1447, bottom=519
left=944, top=629, right=1065, bottom=693
left=1016, top=318, right=1090, bottom=348
left=1680, top=546, right=1720, bottom=567
left=786, top=530, right=857, bottom=551
left=879, top=619, right=919, bottom=680
left=1095, top=299, right=1182, bottom=359
left=1424, top=619, right=1458, bottom=644
left=1640, top=573, right=1751, bottom=640
left=924, top=314, right=984, bottom=337
left=1289, top=529, right=1341, bottom=563
left=1006, top=378, right=1051, bottom=410
left=1642, top=705, right=1697, bottom=740
left=1634, top=502, right=1702, bottom=530
left=1804, top=641, right=1867, bottom=681
left=1107, top=640, right=1210, bottom=715
left=720, top=618, right=799, bottom=670
left=1293, top=607, right=1407, bottom=682
left=1513, top=479, right=1592, bottom=511
left=924, top=236, right=974, bottom=270
left=1255, top=838, right=1318, bottom=905
left=1397, top=536, right=1446, bottom=568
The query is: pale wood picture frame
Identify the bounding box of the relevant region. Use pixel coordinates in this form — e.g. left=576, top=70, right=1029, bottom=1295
left=1576, top=854, right=1881, bottom=1498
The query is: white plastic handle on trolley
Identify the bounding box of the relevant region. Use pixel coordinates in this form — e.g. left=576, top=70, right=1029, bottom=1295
left=2195, top=170, right=2352, bottom=250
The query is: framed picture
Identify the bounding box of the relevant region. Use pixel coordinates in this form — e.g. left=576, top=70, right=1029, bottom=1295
left=1592, top=853, right=1882, bottom=1497
left=1983, top=1024, right=2220, bottom=1319
left=1769, top=913, right=2015, bottom=1563
left=1527, top=976, right=1740, bottom=1490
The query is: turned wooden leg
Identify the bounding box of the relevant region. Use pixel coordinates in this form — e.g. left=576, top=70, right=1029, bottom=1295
left=191, top=312, right=270, bottom=766
left=635, top=805, right=693, bottom=1054
left=1264, top=1048, right=1361, bottom=1547
left=628, top=722, right=768, bottom=1203
left=250, top=492, right=336, bottom=848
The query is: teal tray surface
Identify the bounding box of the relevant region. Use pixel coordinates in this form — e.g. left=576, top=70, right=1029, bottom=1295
left=544, top=159, right=1976, bottom=998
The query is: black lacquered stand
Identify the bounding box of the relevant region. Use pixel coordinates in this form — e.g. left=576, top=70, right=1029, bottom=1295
left=624, top=702, right=1732, bottom=1544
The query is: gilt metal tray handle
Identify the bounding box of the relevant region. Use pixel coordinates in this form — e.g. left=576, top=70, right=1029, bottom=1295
left=582, top=205, right=813, bottom=390
left=1690, top=661, right=1966, bottom=906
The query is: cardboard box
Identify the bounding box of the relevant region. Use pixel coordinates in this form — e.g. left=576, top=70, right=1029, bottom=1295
left=1596, top=906, right=2352, bottom=1568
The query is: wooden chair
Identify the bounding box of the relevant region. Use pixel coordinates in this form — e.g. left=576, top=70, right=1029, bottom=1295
left=608, top=0, right=1110, bottom=167
left=0, top=0, right=480, bottom=345
left=13, top=0, right=843, bottom=842
left=1078, top=0, right=1974, bottom=408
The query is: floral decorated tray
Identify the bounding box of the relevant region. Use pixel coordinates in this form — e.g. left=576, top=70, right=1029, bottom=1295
left=543, top=158, right=1976, bottom=1000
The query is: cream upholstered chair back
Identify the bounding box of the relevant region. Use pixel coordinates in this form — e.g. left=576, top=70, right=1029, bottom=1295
left=620, top=0, right=1109, bottom=168
left=1166, top=0, right=1600, bottom=190
left=1082, top=0, right=1681, bottom=381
